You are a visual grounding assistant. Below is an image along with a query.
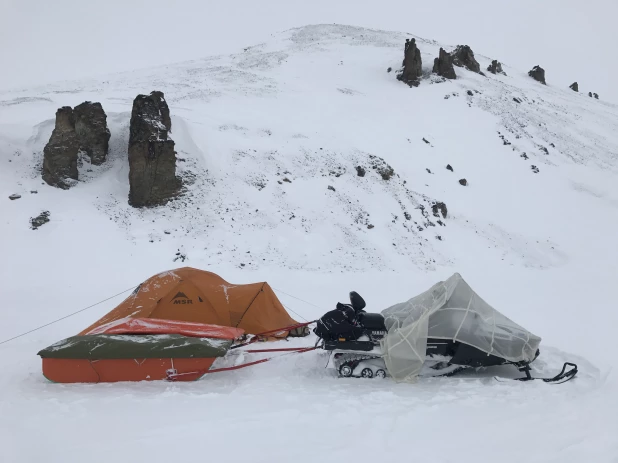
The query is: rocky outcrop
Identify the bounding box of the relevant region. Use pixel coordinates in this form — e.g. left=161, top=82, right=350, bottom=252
left=42, top=107, right=79, bottom=189
left=569, top=82, right=579, bottom=92
left=487, top=60, right=506, bottom=75
left=528, top=66, right=546, bottom=85
left=128, top=91, right=179, bottom=207
left=433, top=48, right=456, bottom=79
left=74, top=102, right=110, bottom=165
left=432, top=202, right=448, bottom=218
left=451, top=45, right=481, bottom=74
left=397, top=38, right=422, bottom=87
left=30, top=211, right=50, bottom=230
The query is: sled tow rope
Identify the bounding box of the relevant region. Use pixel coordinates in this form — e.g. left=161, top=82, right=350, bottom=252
left=166, top=346, right=317, bottom=381
left=229, top=320, right=317, bottom=350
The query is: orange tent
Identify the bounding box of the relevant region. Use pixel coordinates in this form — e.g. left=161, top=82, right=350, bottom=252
left=79, top=267, right=306, bottom=338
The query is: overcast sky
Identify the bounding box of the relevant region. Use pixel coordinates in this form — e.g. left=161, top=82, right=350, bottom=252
left=1, top=0, right=617, bottom=103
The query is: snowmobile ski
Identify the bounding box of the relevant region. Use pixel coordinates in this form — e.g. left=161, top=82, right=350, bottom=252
left=494, top=362, right=578, bottom=384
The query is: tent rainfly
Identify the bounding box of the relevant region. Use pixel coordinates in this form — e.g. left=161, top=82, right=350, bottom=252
left=80, top=267, right=307, bottom=338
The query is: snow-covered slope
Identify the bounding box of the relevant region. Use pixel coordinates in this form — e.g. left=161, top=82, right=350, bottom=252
left=1, top=25, right=617, bottom=462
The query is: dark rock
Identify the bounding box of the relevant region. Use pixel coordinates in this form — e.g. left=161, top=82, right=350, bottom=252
left=42, top=106, right=79, bottom=189
left=446, top=164, right=453, bottom=172
left=282, top=177, right=292, bottom=183
left=433, top=48, right=456, bottom=79
left=30, top=211, right=50, bottom=230
left=528, top=66, right=546, bottom=84
left=432, top=202, right=448, bottom=218
left=404, top=212, right=412, bottom=220
left=426, top=168, right=432, bottom=174
left=397, top=38, right=423, bottom=87
left=328, top=185, right=336, bottom=191
left=451, top=45, right=481, bottom=73
left=459, top=178, right=468, bottom=186
left=367, top=224, right=374, bottom=229
left=467, top=90, right=474, bottom=96
left=355, top=166, right=366, bottom=177
left=30, top=190, right=38, bottom=194
left=128, top=91, right=180, bottom=208
left=9, top=194, right=21, bottom=200
left=513, top=97, right=522, bottom=104
left=594, top=93, right=599, bottom=99
left=569, top=82, right=579, bottom=92
left=588, top=92, right=593, bottom=97
left=531, top=165, right=539, bottom=174
left=369, top=155, right=394, bottom=181
left=387, top=67, right=392, bottom=73
left=73, top=102, right=110, bottom=165
left=487, top=60, right=506, bottom=75
left=422, top=138, right=430, bottom=144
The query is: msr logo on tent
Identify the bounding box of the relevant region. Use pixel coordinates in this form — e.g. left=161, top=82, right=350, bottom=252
left=172, top=292, right=193, bottom=304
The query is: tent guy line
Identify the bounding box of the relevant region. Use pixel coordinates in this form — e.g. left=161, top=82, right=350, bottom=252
left=0, top=285, right=139, bottom=347
left=0, top=281, right=317, bottom=347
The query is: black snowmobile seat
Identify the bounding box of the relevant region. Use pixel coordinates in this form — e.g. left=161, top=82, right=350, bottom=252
left=357, top=312, right=386, bottom=331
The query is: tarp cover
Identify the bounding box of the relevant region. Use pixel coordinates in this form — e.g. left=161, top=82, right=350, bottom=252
left=380, top=273, right=541, bottom=383
left=38, top=334, right=232, bottom=360
left=83, top=317, right=244, bottom=340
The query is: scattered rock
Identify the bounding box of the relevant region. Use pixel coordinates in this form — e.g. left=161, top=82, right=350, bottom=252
left=9, top=194, right=21, bottom=200
left=433, top=48, right=457, bottom=79
left=513, top=97, right=522, bottom=104
left=42, top=106, right=79, bottom=189
left=569, top=82, right=579, bottom=92
left=327, top=185, right=336, bottom=192
left=528, top=66, right=546, bottom=85
left=432, top=202, right=448, bottom=218
left=451, top=45, right=481, bottom=74
left=404, top=212, right=412, bottom=220
left=397, top=38, right=423, bottom=87
left=30, top=211, right=50, bottom=230
left=521, top=153, right=529, bottom=160
left=128, top=91, right=180, bottom=207
left=355, top=166, right=366, bottom=177
left=459, top=178, right=468, bottom=186
left=282, top=177, right=292, bottom=183
left=446, top=164, right=453, bottom=172
left=487, top=60, right=506, bottom=75
left=174, top=250, right=187, bottom=262
left=369, top=155, right=394, bottom=181
left=73, top=102, right=110, bottom=165
left=367, top=224, right=374, bottom=229
left=531, top=165, right=539, bottom=174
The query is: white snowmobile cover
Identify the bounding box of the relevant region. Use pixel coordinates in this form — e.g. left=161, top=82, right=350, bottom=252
left=380, top=273, right=541, bottom=382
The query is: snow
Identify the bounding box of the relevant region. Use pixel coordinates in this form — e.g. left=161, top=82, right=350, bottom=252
left=1, top=23, right=618, bottom=463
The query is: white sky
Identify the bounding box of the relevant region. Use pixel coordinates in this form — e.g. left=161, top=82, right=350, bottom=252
left=1, top=0, right=617, bottom=103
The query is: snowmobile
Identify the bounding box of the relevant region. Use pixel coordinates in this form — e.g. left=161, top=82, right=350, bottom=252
left=314, top=291, right=577, bottom=382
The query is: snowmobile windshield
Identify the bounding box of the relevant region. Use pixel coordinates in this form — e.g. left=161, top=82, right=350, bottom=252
left=379, top=273, right=541, bottom=383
